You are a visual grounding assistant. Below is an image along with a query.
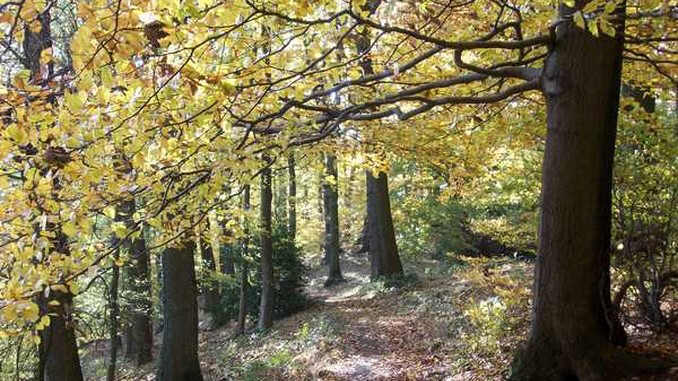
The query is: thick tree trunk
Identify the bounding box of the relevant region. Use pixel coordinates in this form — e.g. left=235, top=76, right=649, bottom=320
left=121, top=200, right=153, bottom=366
left=509, top=5, right=664, bottom=380
left=258, top=164, right=274, bottom=330
left=323, top=154, right=344, bottom=286
left=158, top=242, right=203, bottom=381
left=38, top=289, right=83, bottom=381
left=237, top=185, right=251, bottom=335
left=288, top=153, right=297, bottom=240
left=366, top=171, right=403, bottom=279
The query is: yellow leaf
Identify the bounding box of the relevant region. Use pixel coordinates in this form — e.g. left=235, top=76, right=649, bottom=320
left=36, top=315, right=50, bottom=330
left=103, top=206, right=116, bottom=219
left=62, top=221, right=78, bottom=237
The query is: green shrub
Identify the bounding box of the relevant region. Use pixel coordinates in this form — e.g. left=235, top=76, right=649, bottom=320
left=208, top=223, right=309, bottom=326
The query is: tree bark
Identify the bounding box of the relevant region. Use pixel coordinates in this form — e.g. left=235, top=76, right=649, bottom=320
left=38, top=230, right=83, bottom=381
left=288, top=153, right=297, bottom=241
left=158, top=241, right=203, bottom=381
left=258, top=163, right=274, bottom=330
left=121, top=200, right=153, bottom=366
left=38, top=285, right=83, bottom=381
left=366, top=171, right=403, bottom=279
left=323, top=154, right=344, bottom=287
left=509, top=4, right=665, bottom=380
left=107, top=246, right=121, bottom=381
left=237, top=185, right=251, bottom=335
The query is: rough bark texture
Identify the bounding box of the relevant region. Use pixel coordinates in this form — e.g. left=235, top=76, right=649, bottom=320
left=323, top=154, right=344, bottom=286
left=237, top=185, right=251, bottom=335
left=288, top=153, right=297, bottom=240
left=121, top=200, right=153, bottom=366
left=366, top=171, right=403, bottom=279
left=158, top=242, right=203, bottom=381
left=509, top=5, right=654, bottom=380
left=259, top=165, right=274, bottom=330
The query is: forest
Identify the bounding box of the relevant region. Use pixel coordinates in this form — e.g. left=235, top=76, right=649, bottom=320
left=0, top=0, right=676, bottom=380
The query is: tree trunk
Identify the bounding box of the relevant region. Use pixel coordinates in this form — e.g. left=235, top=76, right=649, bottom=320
left=288, top=153, right=297, bottom=241
left=23, top=7, right=83, bottom=381
left=200, top=240, right=221, bottom=312
left=355, top=215, right=369, bottom=253
left=121, top=200, right=153, bottom=366
left=323, top=154, right=344, bottom=287
left=258, top=164, right=274, bottom=330
left=366, top=171, right=403, bottom=279
left=237, top=185, right=251, bottom=335
left=38, top=229, right=83, bottom=381
left=158, top=242, right=203, bottom=381
left=38, top=287, right=83, bottom=381
left=509, top=4, right=665, bottom=380
left=107, top=246, right=121, bottom=381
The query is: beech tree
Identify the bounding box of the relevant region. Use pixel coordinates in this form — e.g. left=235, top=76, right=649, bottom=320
left=120, top=200, right=153, bottom=366
left=323, top=154, right=344, bottom=286
left=258, top=163, right=274, bottom=330
left=158, top=240, right=203, bottom=381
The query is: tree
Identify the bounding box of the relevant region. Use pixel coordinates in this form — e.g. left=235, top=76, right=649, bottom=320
left=366, top=171, right=403, bottom=279
left=288, top=153, right=297, bottom=241
left=237, top=185, right=252, bottom=335
left=258, top=163, right=274, bottom=330
left=107, top=234, right=121, bottom=381
left=120, top=200, right=153, bottom=366
left=323, top=154, right=344, bottom=286
left=200, top=236, right=221, bottom=318
left=158, top=241, right=203, bottom=381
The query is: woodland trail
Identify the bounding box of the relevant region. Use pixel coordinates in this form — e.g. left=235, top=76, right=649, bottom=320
left=93, top=252, right=678, bottom=381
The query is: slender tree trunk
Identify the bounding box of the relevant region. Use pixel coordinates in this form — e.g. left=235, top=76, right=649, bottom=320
left=158, top=241, right=203, bottom=381
left=200, top=240, right=220, bottom=313
left=107, top=248, right=120, bottom=381
left=259, top=163, right=274, bottom=330
left=121, top=200, right=153, bottom=366
left=237, top=185, right=251, bottom=335
left=510, top=4, right=665, bottom=380
left=366, top=171, right=403, bottom=279
left=323, top=154, right=344, bottom=286
left=288, top=153, right=297, bottom=240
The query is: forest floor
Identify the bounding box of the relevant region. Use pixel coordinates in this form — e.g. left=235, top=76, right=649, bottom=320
left=85, top=251, right=678, bottom=381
